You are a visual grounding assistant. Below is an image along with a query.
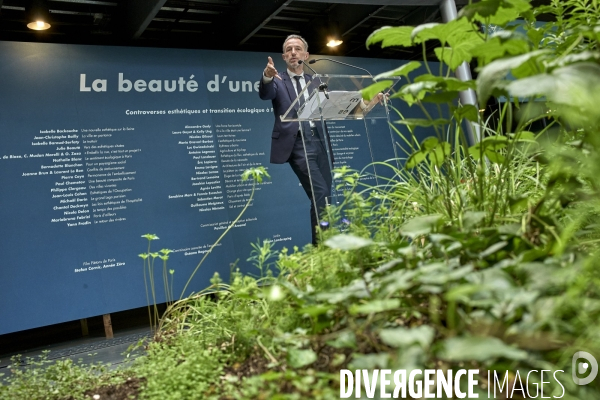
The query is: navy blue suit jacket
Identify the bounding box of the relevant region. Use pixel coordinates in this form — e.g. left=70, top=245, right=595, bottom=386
left=259, top=70, right=330, bottom=164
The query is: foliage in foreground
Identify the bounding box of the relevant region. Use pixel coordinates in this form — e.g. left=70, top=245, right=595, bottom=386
left=3, top=0, right=600, bottom=398
left=0, top=352, right=132, bottom=399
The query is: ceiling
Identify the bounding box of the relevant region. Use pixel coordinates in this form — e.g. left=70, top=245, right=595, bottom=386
left=0, top=0, right=475, bottom=60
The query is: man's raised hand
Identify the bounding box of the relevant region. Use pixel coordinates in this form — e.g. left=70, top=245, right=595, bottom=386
left=264, top=56, right=282, bottom=80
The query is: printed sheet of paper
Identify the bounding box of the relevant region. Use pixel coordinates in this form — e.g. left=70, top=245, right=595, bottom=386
left=298, top=90, right=363, bottom=120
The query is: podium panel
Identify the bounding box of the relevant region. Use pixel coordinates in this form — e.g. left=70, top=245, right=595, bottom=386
left=281, top=74, right=402, bottom=231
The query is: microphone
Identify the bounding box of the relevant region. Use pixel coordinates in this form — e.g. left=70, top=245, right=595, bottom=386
left=299, top=59, right=318, bottom=75
left=310, top=58, right=392, bottom=108
left=309, top=58, right=373, bottom=79
left=298, top=60, right=329, bottom=99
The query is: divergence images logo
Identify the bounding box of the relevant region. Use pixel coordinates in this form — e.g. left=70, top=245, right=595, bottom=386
left=572, top=351, right=598, bottom=385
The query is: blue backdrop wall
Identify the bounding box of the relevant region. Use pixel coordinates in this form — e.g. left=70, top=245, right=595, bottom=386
left=0, top=41, right=435, bottom=335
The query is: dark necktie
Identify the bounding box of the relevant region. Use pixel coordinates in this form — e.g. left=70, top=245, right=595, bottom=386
left=294, top=75, right=313, bottom=134
left=293, top=75, right=305, bottom=107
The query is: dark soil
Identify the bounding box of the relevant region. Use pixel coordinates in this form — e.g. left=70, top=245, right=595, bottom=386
left=224, top=347, right=279, bottom=380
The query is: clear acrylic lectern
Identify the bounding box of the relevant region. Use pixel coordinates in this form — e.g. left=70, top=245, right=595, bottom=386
left=281, top=74, right=402, bottom=240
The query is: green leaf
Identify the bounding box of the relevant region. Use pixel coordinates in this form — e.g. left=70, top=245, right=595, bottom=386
left=468, top=144, right=485, bottom=160
left=324, top=234, right=373, bottom=250
left=327, top=331, right=357, bottom=349
left=420, top=136, right=439, bottom=151
left=482, top=135, right=508, bottom=145
left=401, top=215, right=443, bottom=238
left=477, top=50, right=549, bottom=107
left=527, top=27, right=544, bottom=47
left=444, top=80, right=477, bottom=92
left=395, top=346, right=426, bottom=371
left=506, top=63, right=600, bottom=126
left=546, top=51, right=600, bottom=69
left=241, top=166, right=271, bottom=183
left=395, top=118, right=450, bottom=127
left=287, top=348, right=317, bottom=368
left=470, top=35, right=531, bottom=66
left=392, top=81, right=438, bottom=105
left=428, top=142, right=451, bottom=167
left=434, top=44, right=475, bottom=70
left=509, top=131, right=536, bottom=142
left=411, top=23, right=443, bottom=43
left=414, top=74, right=476, bottom=91
left=412, top=18, right=480, bottom=47
left=520, top=248, right=549, bottom=263
left=366, top=26, right=414, bottom=49
left=374, top=61, right=421, bottom=81
left=379, top=326, right=435, bottom=349
left=361, top=80, right=394, bottom=101
left=445, top=19, right=483, bottom=48
left=506, top=74, right=558, bottom=97
left=374, top=258, right=403, bottom=273
left=463, top=211, right=487, bottom=229
left=511, top=53, right=545, bottom=79
left=259, top=371, right=283, bottom=381
left=316, top=279, right=370, bottom=303
left=429, top=233, right=459, bottom=244
left=419, top=264, right=473, bottom=285
left=459, top=0, right=503, bottom=21
left=487, top=1, right=531, bottom=25
left=349, top=299, right=400, bottom=315
left=405, top=150, right=427, bottom=169
left=480, top=241, right=508, bottom=258
left=299, top=305, right=333, bottom=318
left=485, top=148, right=506, bottom=164
left=380, top=270, right=417, bottom=294
left=508, top=195, right=529, bottom=213
left=421, top=91, right=461, bottom=104
left=470, top=135, right=508, bottom=164
left=438, top=336, right=527, bottom=362
left=348, top=353, right=390, bottom=370
left=454, top=104, right=479, bottom=122
left=446, top=284, right=482, bottom=302
left=460, top=0, right=531, bottom=26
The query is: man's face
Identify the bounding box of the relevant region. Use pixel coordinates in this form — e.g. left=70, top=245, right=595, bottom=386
left=282, top=38, right=309, bottom=70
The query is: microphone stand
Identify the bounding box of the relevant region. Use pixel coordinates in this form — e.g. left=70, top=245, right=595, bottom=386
left=309, top=58, right=373, bottom=79
left=299, top=60, right=329, bottom=99
left=310, top=57, right=392, bottom=104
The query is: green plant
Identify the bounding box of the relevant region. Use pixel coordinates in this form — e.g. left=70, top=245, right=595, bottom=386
left=139, top=234, right=173, bottom=331
left=247, top=239, right=278, bottom=279
left=0, top=351, right=129, bottom=400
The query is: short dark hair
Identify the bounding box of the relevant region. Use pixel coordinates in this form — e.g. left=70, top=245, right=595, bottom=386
left=283, top=35, right=308, bottom=53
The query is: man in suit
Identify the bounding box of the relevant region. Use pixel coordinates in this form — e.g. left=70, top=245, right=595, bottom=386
left=259, top=34, right=332, bottom=245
